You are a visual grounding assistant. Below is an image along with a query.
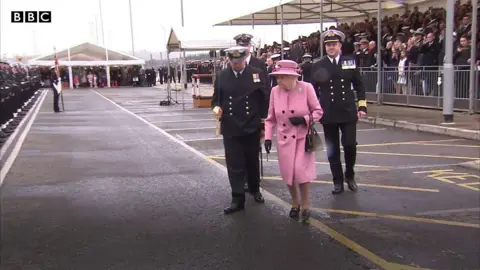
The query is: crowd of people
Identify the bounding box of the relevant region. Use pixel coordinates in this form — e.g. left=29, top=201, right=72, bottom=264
left=253, top=1, right=479, bottom=98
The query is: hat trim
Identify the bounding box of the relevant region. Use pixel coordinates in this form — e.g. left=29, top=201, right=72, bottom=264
left=324, top=40, right=341, bottom=43
left=269, top=71, right=301, bottom=77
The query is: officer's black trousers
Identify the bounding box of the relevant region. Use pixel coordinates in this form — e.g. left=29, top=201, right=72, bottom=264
left=223, top=132, right=261, bottom=200
left=322, top=122, right=357, bottom=185
left=52, top=89, right=60, bottom=112
left=0, top=99, right=7, bottom=126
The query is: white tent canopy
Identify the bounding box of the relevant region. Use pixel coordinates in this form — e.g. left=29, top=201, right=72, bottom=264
left=28, top=42, right=145, bottom=66
left=214, top=0, right=439, bottom=26
left=166, top=27, right=261, bottom=52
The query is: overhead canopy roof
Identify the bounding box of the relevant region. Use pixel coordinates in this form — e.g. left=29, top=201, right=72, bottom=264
left=167, top=27, right=260, bottom=52
left=214, top=0, right=437, bottom=25
left=28, top=42, right=145, bottom=66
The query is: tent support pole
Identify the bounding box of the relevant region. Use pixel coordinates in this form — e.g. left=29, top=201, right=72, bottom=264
left=442, top=0, right=455, bottom=122
left=320, top=0, right=324, bottom=57
left=468, top=0, right=478, bottom=113
left=280, top=4, right=284, bottom=59
left=166, top=48, right=171, bottom=94
left=376, top=0, right=381, bottom=104
left=182, top=50, right=186, bottom=110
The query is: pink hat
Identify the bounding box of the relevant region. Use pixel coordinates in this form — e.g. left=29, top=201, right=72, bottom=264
left=270, top=60, right=301, bottom=77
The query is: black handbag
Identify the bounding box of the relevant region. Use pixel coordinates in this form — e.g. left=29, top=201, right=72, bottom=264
left=305, top=113, right=322, bottom=152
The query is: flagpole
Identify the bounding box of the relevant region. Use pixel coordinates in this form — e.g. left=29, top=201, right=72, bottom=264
left=128, top=0, right=135, bottom=56
left=98, top=0, right=110, bottom=87
left=180, top=0, right=186, bottom=110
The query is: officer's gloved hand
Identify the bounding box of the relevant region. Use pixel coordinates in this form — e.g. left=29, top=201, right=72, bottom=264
left=264, top=140, right=272, bottom=154
left=289, top=117, right=306, bottom=126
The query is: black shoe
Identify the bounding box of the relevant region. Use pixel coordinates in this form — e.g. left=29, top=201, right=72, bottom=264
left=253, top=191, right=265, bottom=203
left=301, top=209, right=311, bottom=224
left=332, top=184, right=344, bottom=195
left=289, top=206, right=300, bottom=220
left=345, top=176, right=358, bottom=192
left=224, top=201, right=245, bottom=215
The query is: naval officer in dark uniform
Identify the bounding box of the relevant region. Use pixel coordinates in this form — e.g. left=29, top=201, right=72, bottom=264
left=299, top=53, right=313, bottom=83
left=233, top=33, right=269, bottom=193
left=311, top=29, right=367, bottom=195
left=211, top=46, right=269, bottom=214
left=50, top=66, right=61, bottom=113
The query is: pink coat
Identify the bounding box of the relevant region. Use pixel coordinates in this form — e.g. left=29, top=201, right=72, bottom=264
left=264, top=81, right=323, bottom=186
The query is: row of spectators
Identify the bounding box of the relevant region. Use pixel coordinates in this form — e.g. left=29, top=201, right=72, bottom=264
left=258, top=0, right=479, bottom=68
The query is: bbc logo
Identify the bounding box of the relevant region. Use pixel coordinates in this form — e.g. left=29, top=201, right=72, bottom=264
left=11, top=11, right=51, bottom=23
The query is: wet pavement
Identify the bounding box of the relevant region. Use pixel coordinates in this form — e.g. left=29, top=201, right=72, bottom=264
left=1, top=87, right=479, bottom=270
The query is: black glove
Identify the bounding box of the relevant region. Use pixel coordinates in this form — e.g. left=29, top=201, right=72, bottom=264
left=289, top=117, right=306, bottom=126
left=264, top=140, right=272, bottom=154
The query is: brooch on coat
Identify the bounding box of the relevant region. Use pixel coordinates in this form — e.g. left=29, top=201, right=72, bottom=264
left=252, top=73, right=260, bottom=83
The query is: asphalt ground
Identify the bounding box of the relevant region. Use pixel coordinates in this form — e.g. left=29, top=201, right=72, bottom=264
left=1, top=87, right=479, bottom=270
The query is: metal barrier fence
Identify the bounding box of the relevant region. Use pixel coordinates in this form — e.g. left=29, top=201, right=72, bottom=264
left=360, top=65, right=480, bottom=113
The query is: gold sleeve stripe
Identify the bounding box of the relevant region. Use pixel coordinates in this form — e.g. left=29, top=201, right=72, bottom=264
left=358, top=100, right=367, bottom=107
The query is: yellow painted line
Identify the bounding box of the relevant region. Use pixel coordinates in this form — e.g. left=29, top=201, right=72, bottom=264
left=357, top=151, right=480, bottom=160
left=357, top=139, right=464, bottom=148
left=206, top=155, right=391, bottom=169
left=262, top=176, right=440, bottom=193
left=413, top=143, right=480, bottom=148
left=261, top=187, right=430, bottom=270
left=457, top=182, right=480, bottom=191
left=312, top=208, right=480, bottom=229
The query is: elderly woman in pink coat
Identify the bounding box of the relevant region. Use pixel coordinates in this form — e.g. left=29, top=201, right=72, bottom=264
left=264, top=60, right=323, bottom=223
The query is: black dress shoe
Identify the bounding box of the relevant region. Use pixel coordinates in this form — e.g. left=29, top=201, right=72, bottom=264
left=224, top=201, right=245, bottom=215
left=346, top=178, right=358, bottom=192
left=253, top=191, right=265, bottom=203
left=332, top=184, right=344, bottom=195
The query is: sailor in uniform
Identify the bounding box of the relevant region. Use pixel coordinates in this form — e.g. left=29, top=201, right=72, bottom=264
left=233, top=33, right=269, bottom=192
left=50, top=66, right=61, bottom=113
left=267, top=53, right=281, bottom=88
left=211, top=46, right=269, bottom=214
left=311, top=29, right=367, bottom=195
left=299, top=53, right=313, bottom=83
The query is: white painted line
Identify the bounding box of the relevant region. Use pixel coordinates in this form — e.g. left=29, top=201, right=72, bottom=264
left=150, top=113, right=213, bottom=117
left=164, top=127, right=216, bottom=132
left=153, top=119, right=215, bottom=123
left=183, top=137, right=222, bottom=142
left=0, top=90, right=48, bottom=185
left=175, top=134, right=184, bottom=140
left=91, top=90, right=325, bottom=218
left=179, top=128, right=387, bottom=143
left=358, top=128, right=387, bottom=132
